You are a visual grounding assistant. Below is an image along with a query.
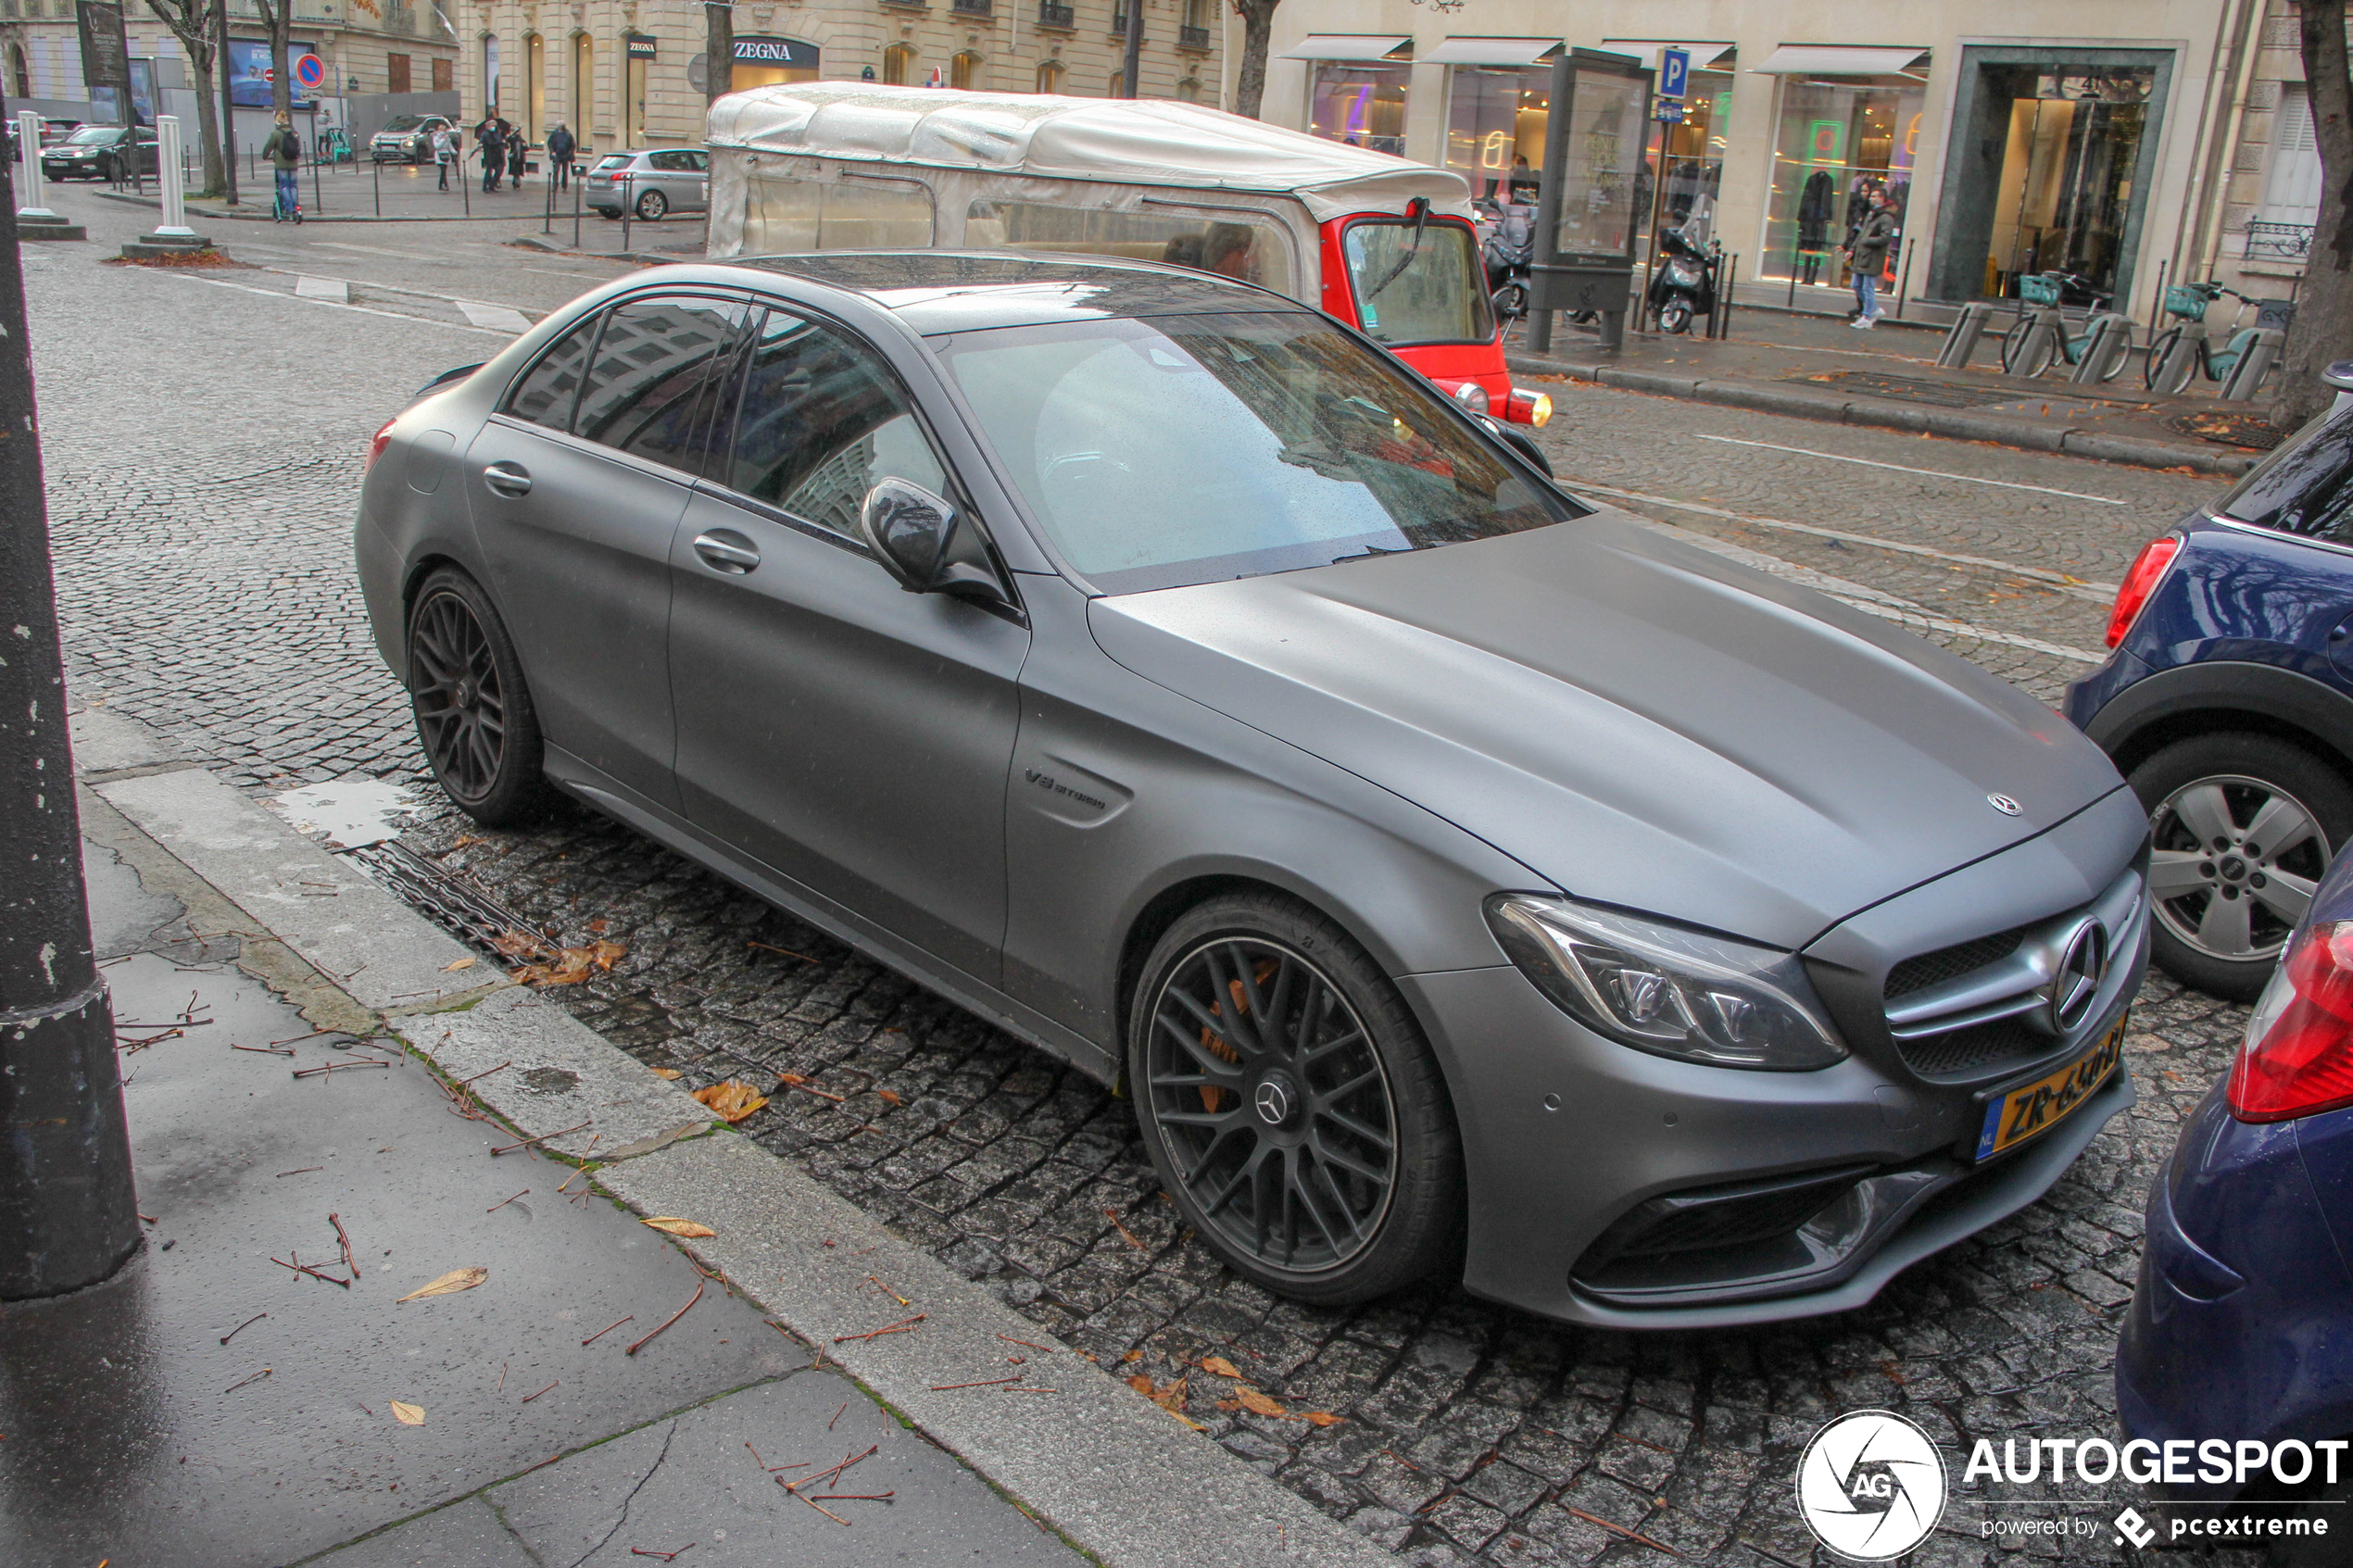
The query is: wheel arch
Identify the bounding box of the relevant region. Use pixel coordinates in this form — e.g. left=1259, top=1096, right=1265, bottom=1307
left=2085, top=660, right=2353, bottom=786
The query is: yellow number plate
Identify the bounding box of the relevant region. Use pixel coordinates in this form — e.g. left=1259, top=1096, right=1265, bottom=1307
left=1973, top=1014, right=2127, bottom=1161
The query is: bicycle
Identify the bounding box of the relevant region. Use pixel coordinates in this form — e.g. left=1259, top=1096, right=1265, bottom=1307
left=1999, top=271, right=2133, bottom=381
left=2145, top=282, right=2269, bottom=397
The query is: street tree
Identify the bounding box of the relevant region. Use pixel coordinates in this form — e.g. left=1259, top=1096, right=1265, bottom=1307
left=705, top=0, right=733, bottom=111
left=0, top=89, right=143, bottom=1300
left=141, top=0, right=225, bottom=195
left=2278, top=0, right=2353, bottom=428
left=1227, top=0, right=1280, bottom=119
left=250, top=0, right=296, bottom=121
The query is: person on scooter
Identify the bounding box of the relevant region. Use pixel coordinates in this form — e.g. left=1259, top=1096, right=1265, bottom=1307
left=1846, top=188, right=1895, bottom=329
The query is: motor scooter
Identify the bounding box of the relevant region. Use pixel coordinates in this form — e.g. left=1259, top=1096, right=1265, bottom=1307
left=1646, top=224, right=1720, bottom=335
left=1480, top=200, right=1536, bottom=323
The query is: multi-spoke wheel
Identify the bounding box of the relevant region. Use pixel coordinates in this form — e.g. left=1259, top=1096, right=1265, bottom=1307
left=2131, top=734, right=2353, bottom=1000
left=406, top=568, right=549, bottom=826
left=1127, top=892, right=1461, bottom=1304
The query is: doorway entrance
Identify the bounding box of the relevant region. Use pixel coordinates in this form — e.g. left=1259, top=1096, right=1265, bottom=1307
left=1928, top=46, right=2172, bottom=306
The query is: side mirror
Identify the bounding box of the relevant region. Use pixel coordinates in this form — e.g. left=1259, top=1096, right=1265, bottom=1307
left=857, top=479, right=1011, bottom=606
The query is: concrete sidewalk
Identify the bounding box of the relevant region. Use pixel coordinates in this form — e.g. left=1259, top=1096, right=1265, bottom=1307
left=0, top=704, right=1395, bottom=1568
left=1508, top=306, right=2269, bottom=476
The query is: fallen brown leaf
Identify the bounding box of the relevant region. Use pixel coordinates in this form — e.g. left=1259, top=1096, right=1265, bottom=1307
left=692, top=1080, right=768, bottom=1123
left=1119, top=1348, right=1143, bottom=1364
left=441, top=957, right=477, bottom=972
left=390, top=1400, right=424, bottom=1425
left=1126, top=1374, right=1156, bottom=1397
left=649, top=1068, right=683, bottom=1080
left=1302, top=1411, right=1346, bottom=1427
left=876, top=1089, right=902, bottom=1106
left=1200, top=1355, right=1241, bottom=1379
left=1236, top=1388, right=1290, bottom=1419
left=450, top=834, right=485, bottom=850
left=396, top=1267, right=487, bottom=1302
left=642, top=1217, right=717, bottom=1238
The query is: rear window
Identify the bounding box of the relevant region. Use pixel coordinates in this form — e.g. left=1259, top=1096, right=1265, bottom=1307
left=1341, top=218, right=1493, bottom=346
left=593, top=154, right=632, bottom=170
left=2216, top=405, right=2353, bottom=541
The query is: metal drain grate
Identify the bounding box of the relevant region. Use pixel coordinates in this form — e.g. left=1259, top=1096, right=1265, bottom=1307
left=1784, top=370, right=2021, bottom=408
left=345, top=839, right=548, bottom=958
left=2169, top=410, right=2287, bottom=450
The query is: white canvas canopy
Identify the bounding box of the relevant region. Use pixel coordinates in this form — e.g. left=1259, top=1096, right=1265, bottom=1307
left=705, top=82, right=1470, bottom=223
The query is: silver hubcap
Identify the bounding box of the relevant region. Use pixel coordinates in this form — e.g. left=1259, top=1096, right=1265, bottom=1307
left=2149, top=774, right=2328, bottom=963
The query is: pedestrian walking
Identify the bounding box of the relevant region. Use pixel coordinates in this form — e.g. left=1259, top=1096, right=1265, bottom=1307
left=1845, top=190, right=1896, bottom=329
left=478, top=121, right=504, bottom=193
left=547, top=122, right=574, bottom=191
left=508, top=131, right=527, bottom=188
left=263, top=111, right=302, bottom=221
left=432, top=122, right=456, bottom=190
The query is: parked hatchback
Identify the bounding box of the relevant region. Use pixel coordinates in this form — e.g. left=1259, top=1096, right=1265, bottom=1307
left=2069, top=383, right=2353, bottom=999
left=371, top=114, right=452, bottom=164
left=584, top=148, right=708, bottom=220
left=359, top=253, right=2150, bottom=1328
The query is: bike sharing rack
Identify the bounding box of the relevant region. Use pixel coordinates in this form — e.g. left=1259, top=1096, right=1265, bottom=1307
left=1938, top=297, right=2136, bottom=386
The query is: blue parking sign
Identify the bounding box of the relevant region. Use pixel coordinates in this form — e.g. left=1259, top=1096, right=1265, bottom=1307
left=1660, top=46, right=1690, bottom=101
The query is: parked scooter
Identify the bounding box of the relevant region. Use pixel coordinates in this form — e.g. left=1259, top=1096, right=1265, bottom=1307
left=1480, top=200, right=1536, bottom=323
left=1646, top=223, right=1719, bottom=335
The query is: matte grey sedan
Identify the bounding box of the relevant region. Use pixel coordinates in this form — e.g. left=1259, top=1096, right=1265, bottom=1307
left=357, top=253, right=2151, bottom=1327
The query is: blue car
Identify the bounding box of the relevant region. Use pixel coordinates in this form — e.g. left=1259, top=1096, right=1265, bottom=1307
left=2068, top=371, right=2353, bottom=1001
left=2112, top=835, right=2353, bottom=1558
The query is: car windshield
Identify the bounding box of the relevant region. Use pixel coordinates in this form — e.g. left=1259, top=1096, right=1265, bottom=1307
left=1342, top=220, right=1493, bottom=346
left=65, top=127, right=120, bottom=145
left=382, top=116, right=426, bottom=132
left=935, top=310, right=1578, bottom=594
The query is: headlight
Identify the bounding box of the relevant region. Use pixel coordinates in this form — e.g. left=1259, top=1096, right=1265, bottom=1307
left=1451, top=380, right=1491, bottom=415
left=1485, top=895, right=1846, bottom=1070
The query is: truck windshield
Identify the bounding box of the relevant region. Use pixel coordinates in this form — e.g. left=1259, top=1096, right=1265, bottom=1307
left=1341, top=219, right=1493, bottom=347
left=936, top=309, right=1576, bottom=595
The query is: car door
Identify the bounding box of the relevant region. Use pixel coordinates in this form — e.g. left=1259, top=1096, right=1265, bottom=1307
left=646, top=148, right=700, bottom=213
left=669, top=302, right=1029, bottom=984
left=465, top=290, right=748, bottom=809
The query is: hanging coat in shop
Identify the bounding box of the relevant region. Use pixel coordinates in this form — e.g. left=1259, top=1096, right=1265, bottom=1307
left=1797, top=169, right=1834, bottom=252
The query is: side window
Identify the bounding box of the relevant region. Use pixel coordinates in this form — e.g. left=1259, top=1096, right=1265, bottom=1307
left=573, top=294, right=749, bottom=474
left=505, top=313, right=600, bottom=431
left=965, top=199, right=1295, bottom=298
left=718, top=307, right=949, bottom=537
left=744, top=174, right=936, bottom=253
left=687, top=150, right=710, bottom=173
left=649, top=149, right=695, bottom=172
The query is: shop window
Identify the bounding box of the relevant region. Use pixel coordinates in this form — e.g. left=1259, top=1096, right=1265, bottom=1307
left=746, top=175, right=936, bottom=252
left=1760, top=74, right=1925, bottom=289
left=1981, top=67, right=2152, bottom=296
left=483, top=33, right=500, bottom=115
left=570, top=34, right=589, bottom=133
left=950, top=51, right=980, bottom=91
left=1036, top=59, right=1064, bottom=94
left=1444, top=66, right=1548, bottom=205
left=524, top=33, right=543, bottom=142
left=967, top=199, right=1294, bottom=296
left=1309, top=62, right=1407, bottom=156
left=882, top=44, right=914, bottom=86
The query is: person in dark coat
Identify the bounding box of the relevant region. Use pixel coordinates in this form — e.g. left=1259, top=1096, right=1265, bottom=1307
left=477, top=120, right=504, bottom=192
left=508, top=131, right=527, bottom=187
left=546, top=122, right=575, bottom=190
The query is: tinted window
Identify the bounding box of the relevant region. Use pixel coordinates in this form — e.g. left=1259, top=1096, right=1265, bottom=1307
left=570, top=295, right=748, bottom=472
left=648, top=148, right=702, bottom=172
left=505, top=315, right=598, bottom=430
left=717, top=307, right=948, bottom=536
left=937, top=310, right=1576, bottom=594
left=2217, top=406, right=2353, bottom=540
left=1342, top=220, right=1492, bottom=345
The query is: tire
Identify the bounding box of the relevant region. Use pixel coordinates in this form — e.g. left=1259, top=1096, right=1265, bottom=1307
left=1491, top=281, right=1527, bottom=323
left=2096, top=324, right=2135, bottom=383
left=1657, top=299, right=1693, bottom=335
left=1126, top=890, right=1463, bottom=1306
left=2128, top=733, right=2353, bottom=1000
left=635, top=189, right=667, bottom=220
left=2000, top=318, right=2054, bottom=379
left=2144, top=327, right=2197, bottom=395
left=406, top=568, right=551, bottom=827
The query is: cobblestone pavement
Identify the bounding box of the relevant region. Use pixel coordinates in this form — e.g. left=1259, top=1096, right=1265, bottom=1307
left=28, top=212, right=2269, bottom=1565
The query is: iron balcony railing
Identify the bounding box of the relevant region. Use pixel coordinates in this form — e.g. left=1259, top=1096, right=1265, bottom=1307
left=1178, top=23, right=1209, bottom=48
left=2246, top=220, right=2314, bottom=262
left=1038, top=0, right=1074, bottom=25
left=950, top=0, right=991, bottom=13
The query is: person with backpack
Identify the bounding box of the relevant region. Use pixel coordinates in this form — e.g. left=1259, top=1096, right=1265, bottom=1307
left=477, top=119, right=503, bottom=193
left=264, top=112, right=301, bottom=221
left=546, top=122, right=573, bottom=191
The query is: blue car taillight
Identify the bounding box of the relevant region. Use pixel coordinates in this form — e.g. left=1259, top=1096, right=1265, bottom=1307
left=2105, top=535, right=2182, bottom=648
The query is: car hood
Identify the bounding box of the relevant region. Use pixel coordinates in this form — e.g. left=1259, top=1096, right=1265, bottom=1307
left=1086, top=508, right=2125, bottom=949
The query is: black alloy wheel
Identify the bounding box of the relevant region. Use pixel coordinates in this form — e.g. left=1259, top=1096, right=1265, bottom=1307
left=406, top=569, right=548, bottom=826
left=1128, top=892, right=1461, bottom=1304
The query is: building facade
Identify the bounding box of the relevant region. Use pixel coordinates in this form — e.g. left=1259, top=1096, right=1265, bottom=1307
left=1224, top=0, right=2312, bottom=319
left=447, top=0, right=1221, bottom=157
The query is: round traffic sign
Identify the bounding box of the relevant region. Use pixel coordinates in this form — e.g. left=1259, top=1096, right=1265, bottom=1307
left=295, top=53, right=326, bottom=90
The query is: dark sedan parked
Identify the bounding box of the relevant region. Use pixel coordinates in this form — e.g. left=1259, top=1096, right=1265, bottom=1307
left=358, top=253, right=2150, bottom=1327
left=41, top=123, right=156, bottom=182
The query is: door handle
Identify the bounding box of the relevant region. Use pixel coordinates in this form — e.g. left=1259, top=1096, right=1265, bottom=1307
left=483, top=461, right=532, bottom=497
left=693, top=529, right=760, bottom=575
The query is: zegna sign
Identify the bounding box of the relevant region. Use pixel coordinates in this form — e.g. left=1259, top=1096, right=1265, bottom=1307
left=732, top=36, right=817, bottom=67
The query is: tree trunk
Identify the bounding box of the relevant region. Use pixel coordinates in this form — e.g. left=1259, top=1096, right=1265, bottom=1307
left=2276, top=0, right=2353, bottom=428
left=704, top=0, right=732, bottom=109
left=254, top=0, right=293, bottom=120
left=1229, top=0, right=1277, bottom=119
left=141, top=0, right=224, bottom=195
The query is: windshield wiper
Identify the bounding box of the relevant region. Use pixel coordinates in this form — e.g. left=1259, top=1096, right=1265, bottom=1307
left=1357, top=198, right=1431, bottom=307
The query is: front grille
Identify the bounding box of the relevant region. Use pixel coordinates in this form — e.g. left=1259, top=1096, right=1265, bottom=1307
left=1884, top=928, right=2027, bottom=998
left=1896, top=1015, right=2050, bottom=1078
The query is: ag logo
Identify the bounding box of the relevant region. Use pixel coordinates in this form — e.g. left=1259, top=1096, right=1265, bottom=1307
left=1794, top=1410, right=1947, bottom=1561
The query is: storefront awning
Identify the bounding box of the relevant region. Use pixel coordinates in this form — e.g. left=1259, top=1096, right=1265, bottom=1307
left=1598, top=42, right=1738, bottom=73
left=1750, top=45, right=1930, bottom=78
left=1423, top=37, right=1563, bottom=67
left=1277, top=35, right=1413, bottom=63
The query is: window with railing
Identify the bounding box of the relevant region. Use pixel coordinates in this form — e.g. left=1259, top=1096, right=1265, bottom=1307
left=2246, top=220, right=2315, bottom=262
left=950, top=0, right=990, bottom=13
left=1111, top=6, right=1129, bottom=34
left=1179, top=24, right=1208, bottom=49
left=1037, top=0, right=1073, bottom=26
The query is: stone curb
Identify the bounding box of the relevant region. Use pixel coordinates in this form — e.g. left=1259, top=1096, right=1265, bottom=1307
left=90, top=186, right=586, bottom=225
left=1508, top=352, right=2259, bottom=476
left=68, top=705, right=1391, bottom=1568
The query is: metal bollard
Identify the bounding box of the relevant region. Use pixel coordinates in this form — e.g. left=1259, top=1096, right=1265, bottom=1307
left=2222, top=328, right=2286, bottom=402
left=2070, top=314, right=2134, bottom=384
left=1936, top=301, right=1994, bottom=370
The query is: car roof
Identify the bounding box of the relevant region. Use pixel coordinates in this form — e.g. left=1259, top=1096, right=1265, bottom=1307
left=724, top=250, right=1303, bottom=333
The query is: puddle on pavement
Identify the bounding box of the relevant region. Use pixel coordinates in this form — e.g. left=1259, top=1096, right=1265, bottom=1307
left=270, top=777, right=413, bottom=848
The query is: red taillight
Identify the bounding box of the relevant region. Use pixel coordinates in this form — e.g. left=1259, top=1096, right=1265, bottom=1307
left=2229, top=921, right=2353, bottom=1122
left=2104, top=535, right=2181, bottom=648
left=367, top=419, right=396, bottom=472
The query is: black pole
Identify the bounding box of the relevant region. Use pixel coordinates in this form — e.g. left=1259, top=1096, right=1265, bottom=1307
left=0, top=89, right=140, bottom=1303
left=573, top=165, right=580, bottom=248
left=1120, top=0, right=1142, bottom=96
left=215, top=0, right=236, bottom=205
left=372, top=152, right=380, bottom=217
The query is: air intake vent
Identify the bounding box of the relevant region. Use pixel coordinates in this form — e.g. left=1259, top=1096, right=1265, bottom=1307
left=1895, top=1015, right=2050, bottom=1078
left=1884, top=928, right=2027, bottom=999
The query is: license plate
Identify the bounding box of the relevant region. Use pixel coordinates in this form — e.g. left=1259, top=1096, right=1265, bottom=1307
left=1973, top=1013, right=2127, bottom=1161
